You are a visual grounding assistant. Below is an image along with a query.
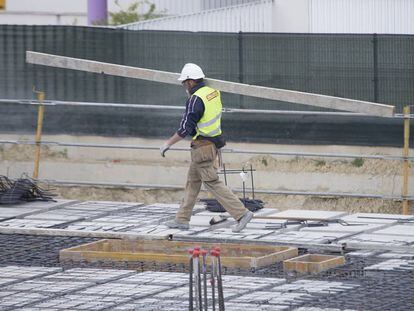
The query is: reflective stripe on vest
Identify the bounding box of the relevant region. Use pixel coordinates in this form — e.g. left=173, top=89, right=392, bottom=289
left=193, top=86, right=222, bottom=139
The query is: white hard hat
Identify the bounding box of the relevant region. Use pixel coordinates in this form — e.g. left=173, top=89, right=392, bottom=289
left=178, top=63, right=205, bottom=81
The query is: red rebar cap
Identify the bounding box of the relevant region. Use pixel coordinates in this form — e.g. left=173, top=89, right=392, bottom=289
left=187, top=248, right=194, bottom=255
left=193, top=250, right=200, bottom=258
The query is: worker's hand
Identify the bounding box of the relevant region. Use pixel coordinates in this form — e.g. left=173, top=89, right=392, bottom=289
left=160, top=143, right=171, bottom=157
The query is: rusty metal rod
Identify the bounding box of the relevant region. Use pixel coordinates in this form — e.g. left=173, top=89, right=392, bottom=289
left=33, top=90, right=45, bottom=179
left=402, top=106, right=411, bottom=215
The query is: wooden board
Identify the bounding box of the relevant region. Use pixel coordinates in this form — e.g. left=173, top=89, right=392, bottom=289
left=283, top=254, right=345, bottom=274
left=26, top=51, right=395, bottom=117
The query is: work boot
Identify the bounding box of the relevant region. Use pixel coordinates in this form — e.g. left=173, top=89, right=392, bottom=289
left=232, top=211, right=254, bottom=233
left=164, top=220, right=189, bottom=230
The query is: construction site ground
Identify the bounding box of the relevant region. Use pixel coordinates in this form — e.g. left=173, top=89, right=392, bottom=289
left=1, top=134, right=413, bottom=309
left=1, top=199, right=414, bottom=310
left=1, top=134, right=413, bottom=214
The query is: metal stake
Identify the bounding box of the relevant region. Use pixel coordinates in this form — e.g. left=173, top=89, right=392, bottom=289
left=188, top=249, right=194, bottom=311
left=250, top=163, right=255, bottom=200
left=241, top=168, right=246, bottom=202
left=402, top=105, right=411, bottom=215
left=210, top=249, right=216, bottom=311
left=201, top=250, right=208, bottom=311
left=33, top=87, right=45, bottom=179
left=193, top=250, right=200, bottom=311
left=197, top=251, right=203, bottom=310
left=215, top=247, right=225, bottom=311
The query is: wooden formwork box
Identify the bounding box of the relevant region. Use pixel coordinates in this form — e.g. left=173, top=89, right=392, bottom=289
left=60, top=239, right=298, bottom=269
left=283, top=254, right=345, bottom=274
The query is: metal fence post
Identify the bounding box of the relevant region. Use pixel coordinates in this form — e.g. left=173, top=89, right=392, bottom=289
left=238, top=31, right=244, bottom=109
left=33, top=89, right=45, bottom=179
left=372, top=34, right=379, bottom=103
left=402, top=105, right=411, bottom=214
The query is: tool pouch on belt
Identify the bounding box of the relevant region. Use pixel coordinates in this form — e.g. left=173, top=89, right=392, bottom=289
left=191, top=140, right=217, bottom=164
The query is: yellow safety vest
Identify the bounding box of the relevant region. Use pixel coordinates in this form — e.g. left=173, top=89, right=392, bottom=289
left=193, top=86, right=222, bottom=140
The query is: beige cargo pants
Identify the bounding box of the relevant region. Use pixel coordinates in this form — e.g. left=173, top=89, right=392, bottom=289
left=175, top=142, right=248, bottom=223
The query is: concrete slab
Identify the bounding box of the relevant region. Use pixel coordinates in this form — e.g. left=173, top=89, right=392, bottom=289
left=0, top=278, right=16, bottom=286
left=371, top=224, right=414, bottom=236
left=245, top=218, right=302, bottom=231
left=265, top=209, right=347, bottom=221
left=228, top=304, right=290, bottom=311
left=230, top=290, right=312, bottom=306
left=25, top=209, right=102, bottom=221
left=81, top=282, right=168, bottom=296
left=196, top=227, right=275, bottom=240
left=110, top=299, right=189, bottom=311
left=0, top=219, right=67, bottom=228
left=0, top=292, right=50, bottom=309
left=0, top=199, right=76, bottom=210
left=340, top=213, right=414, bottom=224
left=128, top=224, right=206, bottom=236
left=3, top=199, right=414, bottom=254
left=0, top=199, right=76, bottom=220
left=341, top=233, right=414, bottom=246
left=300, top=223, right=383, bottom=234
left=189, top=215, right=215, bottom=227
left=259, top=231, right=348, bottom=244
left=87, top=213, right=171, bottom=224
left=295, top=308, right=357, bottom=311
left=0, top=266, right=370, bottom=311
left=377, top=251, right=414, bottom=259
left=272, top=279, right=358, bottom=293
left=0, top=266, right=60, bottom=279
left=364, top=259, right=414, bottom=273
left=29, top=294, right=131, bottom=310
left=254, top=208, right=280, bottom=215
left=3, top=279, right=91, bottom=293
left=224, top=275, right=285, bottom=287
left=67, top=222, right=138, bottom=232
left=118, top=271, right=188, bottom=286
left=346, top=250, right=380, bottom=258
left=42, top=268, right=134, bottom=283
left=144, top=203, right=205, bottom=213
left=65, top=201, right=142, bottom=211
left=0, top=207, right=43, bottom=220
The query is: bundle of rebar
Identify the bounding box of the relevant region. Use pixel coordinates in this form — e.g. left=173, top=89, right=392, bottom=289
left=0, top=175, right=56, bottom=205
left=188, top=246, right=225, bottom=311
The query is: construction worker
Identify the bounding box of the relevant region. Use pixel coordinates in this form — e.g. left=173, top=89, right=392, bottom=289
left=160, top=63, right=253, bottom=232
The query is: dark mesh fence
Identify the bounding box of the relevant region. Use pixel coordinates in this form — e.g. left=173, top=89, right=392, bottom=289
left=0, top=26, right=413, bottom=146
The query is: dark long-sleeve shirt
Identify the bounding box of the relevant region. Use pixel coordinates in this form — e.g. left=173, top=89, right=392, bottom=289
left=176, top=82, right=225, bottom=149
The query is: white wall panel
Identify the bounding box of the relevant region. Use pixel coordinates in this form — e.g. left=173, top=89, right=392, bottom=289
left=138, top=0, right=259, bottom=15
left=0, top=13, right=87, bottom=25
left=310, top=0, right=414, bottom=34
left=137, top=0, right=201, bottom=15
left=121, top=0, right=273, bottom=33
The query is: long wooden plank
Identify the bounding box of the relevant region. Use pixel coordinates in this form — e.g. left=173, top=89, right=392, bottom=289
left=26, top=51, right=395, bottom=117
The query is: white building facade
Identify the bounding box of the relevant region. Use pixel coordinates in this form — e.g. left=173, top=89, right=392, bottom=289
left=122, top=0, right=414, bottom=34
left=0, top=0, right=413, bottom=34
